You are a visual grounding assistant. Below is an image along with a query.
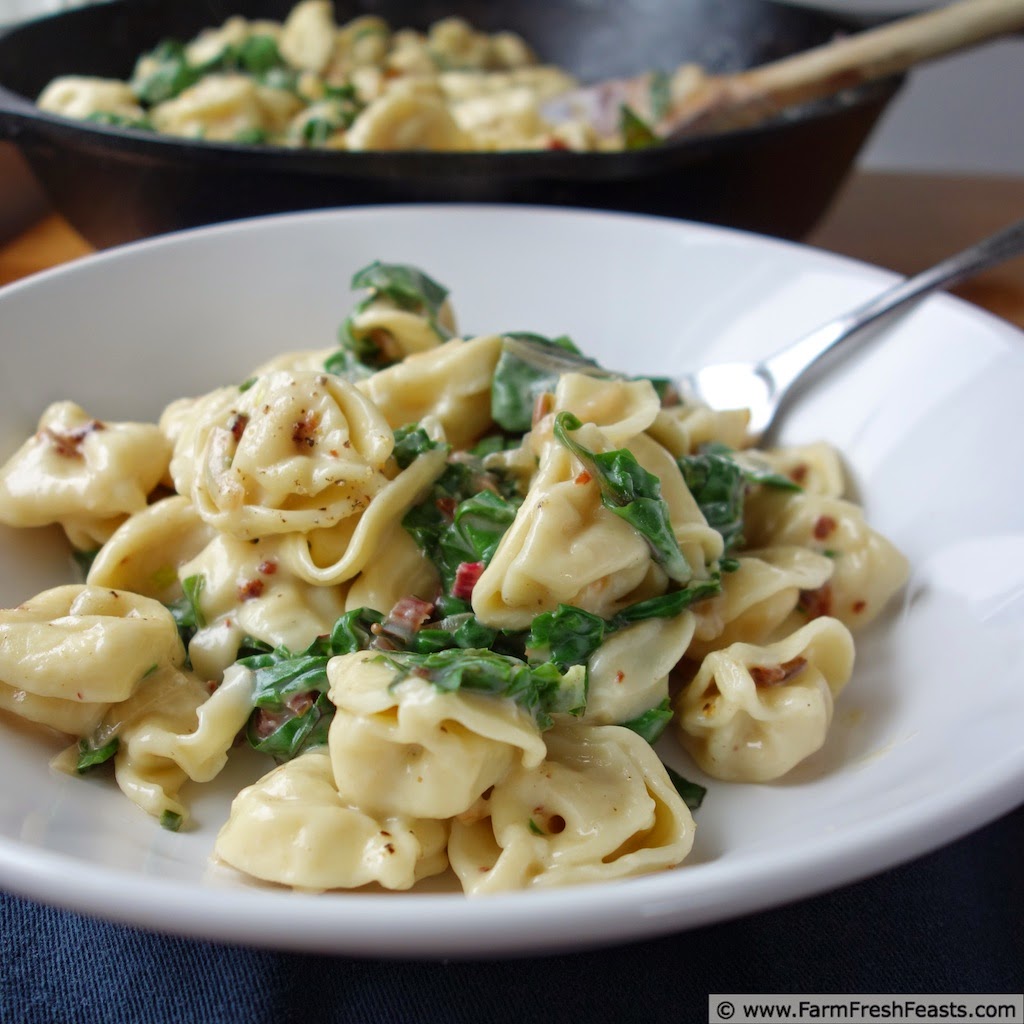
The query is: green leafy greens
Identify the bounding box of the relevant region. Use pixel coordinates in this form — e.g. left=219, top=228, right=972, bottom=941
left=166, top=574, right=206, bottom=651
left=665, top=765, right=707, bottom=811
left=402, top=448, right=521, bottom=594
left=324, top=261, right=454, bottom=379
left=237, top=608, right=383, bottom=762
left=620, top=105, right=660, bottom=150
left=131, top=39, right=202, bottom=105
left=75, top=735, right=119, bottom=774
left=554, top=411, right=693, bottom=582
left=620, top=698, right=674, bottom=745
left=490, top=333, right=602, bottom=432
left=679, top=443, right=800, bottom=553
left=375, top=648, right=586, bottom=730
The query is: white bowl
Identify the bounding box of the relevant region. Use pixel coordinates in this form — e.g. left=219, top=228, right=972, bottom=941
left=1, top=204, right=1022, bottom=957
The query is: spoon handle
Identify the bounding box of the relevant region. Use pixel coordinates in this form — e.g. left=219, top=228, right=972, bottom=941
left=669, top=0, right=1024, bottom=138
left=762, top=217, right=1024, bottom=400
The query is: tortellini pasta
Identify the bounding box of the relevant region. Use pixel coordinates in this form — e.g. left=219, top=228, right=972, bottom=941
left=0, top=257, right=909, bottom=897
left=449, top=723, right=696, bottom=893
left=88, top=664, right=237, bottom=822
left=687, top=545, right=835, bottom=658
left=472, top=427, right=653, bottom=629
left=326, top=651, right=547, bottom=820
left=214, top=749, right=449, bottom=891
left=176, top=531, right=351, bottom=680
left=583, top=612, right=696, bottom=727
left=0, top=585, right=183, bottom=704
left=149, top=74, right=303, bottom=141
left=34, top=2, right=624, bottom=152
left=0, top=401, right=171, bottom=549
left=356, top=335, right=502, bottom=449
left=169, top=370, right=394, bottom=539
left=86, top=495, right=215, bottom=604
left=743, top=490, right=910, bottom=629
left=0, top=585, right=183, bottom=736
left=675, top=617, right=856, bottom=782
left=37, top=76, right=145, bottom=121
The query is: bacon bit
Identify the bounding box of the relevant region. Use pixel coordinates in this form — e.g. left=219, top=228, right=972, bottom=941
left=383, top=595, right=435, bottom=642
left=329, top=449, right=339, bottom=457
left=547, top=138, right=570, bottom=151
left=531, top=391, right=553, bottom=426
left=852, top=599, right=867, bottom=615
left=41, top=419, right=105, bottom=459
left=659, top=382, right=682, bottom=408
left=451, top=560, right=485, bottom=600
left=435, top=496, right=457, bottom=519
left=750, top=656, right=808, bottom=688
left=206, top=680, right=219, bottom=695
left=368, top=328, right=401, bottom=364
left=799, top=582, right=832, bottom=619
left=790, top=463, right=809, bottom=484
left=292, top=410, right=321, bottom=448
left=228, top=412, right=249, bottom=442
left=251, top=707, right=288, bottom=740
left=614, top=670, right=626, bottom=684
left=285, top=691, right=315, bottom=716
left=257, top=560, right=277, bottom=576
left=574, top=470, right=592, bottom=485
left=250, top=695, right=315, bottom=740
left=813, top=515, right=837, bottom=540
left=236, top=577, right=265, bottom=602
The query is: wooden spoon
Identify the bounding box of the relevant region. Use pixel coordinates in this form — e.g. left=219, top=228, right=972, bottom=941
left=541, top=0, right=1024, bottom=143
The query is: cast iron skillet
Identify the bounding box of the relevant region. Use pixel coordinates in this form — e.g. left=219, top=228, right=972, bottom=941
left=0, top=0, right=901, bottom=248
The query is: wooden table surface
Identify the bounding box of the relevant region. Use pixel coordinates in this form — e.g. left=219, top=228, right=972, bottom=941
left=2, top=170, right=1023, bottom=328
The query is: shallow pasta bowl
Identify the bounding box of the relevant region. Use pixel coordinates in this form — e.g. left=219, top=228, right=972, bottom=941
left=1, top=204, right=1023, bottom=957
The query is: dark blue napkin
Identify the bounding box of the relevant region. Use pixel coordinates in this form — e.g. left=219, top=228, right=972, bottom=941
left=3, top=805, right=1022, bottom=1024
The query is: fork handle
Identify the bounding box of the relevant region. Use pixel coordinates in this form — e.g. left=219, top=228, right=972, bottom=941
left=763, top=216, right=1024, bottom=398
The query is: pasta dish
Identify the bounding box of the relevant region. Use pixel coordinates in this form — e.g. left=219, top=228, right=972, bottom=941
left=35, top=0, right=689, bottom=152
left=0, top=261, right=908, bottom=894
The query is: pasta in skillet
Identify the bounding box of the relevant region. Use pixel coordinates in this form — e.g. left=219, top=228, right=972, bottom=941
left=0, top=259, right=909, bottom=895
left=34, top=0, right=715, bottom=153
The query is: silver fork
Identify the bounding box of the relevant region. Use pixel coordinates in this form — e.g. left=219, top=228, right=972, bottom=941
left=678, top=217, right=1024, bottom=446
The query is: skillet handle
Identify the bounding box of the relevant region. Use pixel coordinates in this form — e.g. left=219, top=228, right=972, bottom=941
left=0, top=83, right=36, bottom=141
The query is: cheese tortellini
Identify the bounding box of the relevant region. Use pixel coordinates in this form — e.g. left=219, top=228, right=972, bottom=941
left=0, top=585, right=185, bottom=748
left=0, top=258, right=908, bottom=896
left=325, top=650, right=547, bottom=820
left=214, top=749, right=450, bottom=891
left=169, top=369, right=394, bottom=538
left=0, top=400, right=171, bottom=549
left=675, top=618, right=856, bottom=782
left=449, top=723, right=696, bottom=893
left=35, top=1, right=616, bottom=152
